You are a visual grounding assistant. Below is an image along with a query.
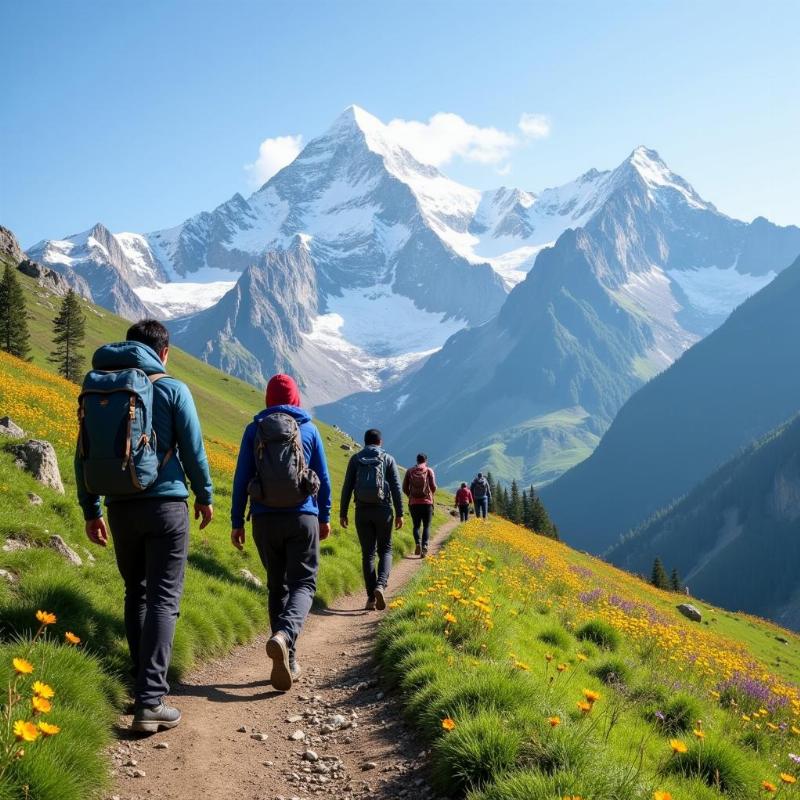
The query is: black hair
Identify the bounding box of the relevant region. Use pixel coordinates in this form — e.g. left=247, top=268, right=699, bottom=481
left=416, top=453, right=427, bottom=464
left=477, top=472, right=483, bottom=478
left=127, top=319, right=170, bottom=354
left=364, top=429, right=382, bottom=446
left=460, top=482, right=467, bottom=488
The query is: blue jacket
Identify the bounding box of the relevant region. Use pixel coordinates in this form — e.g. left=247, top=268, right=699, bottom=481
left=231, top=405, right=332, bottom=527
left=75, top=342, right=213, bottom=520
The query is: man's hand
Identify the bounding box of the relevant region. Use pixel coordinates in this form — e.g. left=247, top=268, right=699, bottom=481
left=194, top=503, right=213, bottom=530
left=339, top=516, right=348, bottom=529
left=85, top=517, right=108, bottom=547
left=231, top=527, right=245, bottom=550
left=319, top=522, right=331, bottom=540
left=395, top=515, right=404, bottom=530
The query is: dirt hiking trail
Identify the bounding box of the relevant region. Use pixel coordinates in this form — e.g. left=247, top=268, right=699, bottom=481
left=110, top=517, right=459, bottom=800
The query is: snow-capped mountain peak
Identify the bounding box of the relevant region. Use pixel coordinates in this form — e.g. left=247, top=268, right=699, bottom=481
left=623, top=145, right=710, bottom=210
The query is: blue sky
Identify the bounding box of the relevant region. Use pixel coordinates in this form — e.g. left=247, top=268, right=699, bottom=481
left=3, top=0, right=799, bottom=246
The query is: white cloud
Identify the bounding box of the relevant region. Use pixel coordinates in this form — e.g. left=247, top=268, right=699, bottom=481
left=245, top=134, right=303, bottom=186
left=518, top=113, right=552, bottom=139
left=385, top=112, right=518, bottom=167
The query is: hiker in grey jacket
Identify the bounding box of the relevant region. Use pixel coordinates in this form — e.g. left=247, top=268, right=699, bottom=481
left=340, top=429, right=404, bottom=611
left=77, top=319, right=213, bottom=733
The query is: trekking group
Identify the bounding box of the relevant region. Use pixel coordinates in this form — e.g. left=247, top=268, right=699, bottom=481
left=74, top=319, right=492, bottom=732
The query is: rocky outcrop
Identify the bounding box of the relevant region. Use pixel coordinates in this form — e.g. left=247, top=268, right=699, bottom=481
left=17, top=258, right=91, bottom=298
left=9, top=439, right=64, bottom=493
left=0, top=225, right=24, bottom=266
left=677, top=603, right=702, bottom=622
left=49, top=534, right=82, bottom=566
left=0, top=417, right=24, bottom=438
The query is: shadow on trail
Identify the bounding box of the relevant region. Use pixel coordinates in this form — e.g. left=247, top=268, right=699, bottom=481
left=168, top=678, right=281, bottom=704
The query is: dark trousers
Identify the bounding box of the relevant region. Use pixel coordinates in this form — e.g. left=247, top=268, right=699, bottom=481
left=108, top=498, right=189, bottom=707
left=252, top=513, right=319, bottom=657
left=355, top=505, right=393, bottom=599
left=409, top=503, right=433, bottom=548
left=475, top=497, right=489, bottom=518
left=458, top=504, right=470, bottom=522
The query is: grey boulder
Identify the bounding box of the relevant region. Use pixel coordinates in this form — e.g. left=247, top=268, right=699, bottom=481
left=10, top=440, right=64, bottom=493
left=677, top=603, right=702, bottom=623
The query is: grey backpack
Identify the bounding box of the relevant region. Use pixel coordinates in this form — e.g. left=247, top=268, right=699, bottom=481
left=354, top=453, right=386, bottom=504
left=247, top=412, right=320, bottom=507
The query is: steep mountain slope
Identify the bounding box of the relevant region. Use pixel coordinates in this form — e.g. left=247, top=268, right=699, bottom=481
left=171, top=238, right=319, bottom=389
left=541, top=254, right=800, bottom=553
left=609, top=414, right=800, bottom=627
left=27, top=223, right=157, bottom=319
left=323, top=154, right=800, bottom=486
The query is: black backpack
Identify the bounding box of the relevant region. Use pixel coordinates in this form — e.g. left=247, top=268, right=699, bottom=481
left=472, top=478, right=488, bottom=499
left=354, top=452, right=386, bottom=504
left=247, top=412, right=320, bottom=507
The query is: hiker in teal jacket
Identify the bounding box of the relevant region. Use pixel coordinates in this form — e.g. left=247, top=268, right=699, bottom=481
left=76, top=320, right=213, bottom=733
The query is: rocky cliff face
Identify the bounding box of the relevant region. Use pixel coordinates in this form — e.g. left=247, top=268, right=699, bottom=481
left=171, top=238, right=319, bottom=388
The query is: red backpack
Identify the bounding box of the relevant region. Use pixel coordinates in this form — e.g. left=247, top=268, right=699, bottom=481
left=408, top=466, right=431, bottom=500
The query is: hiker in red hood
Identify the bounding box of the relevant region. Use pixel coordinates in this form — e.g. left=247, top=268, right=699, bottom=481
left=402, top=453, right=437, bottom=557
left=230, top=373, right=331, bottom=692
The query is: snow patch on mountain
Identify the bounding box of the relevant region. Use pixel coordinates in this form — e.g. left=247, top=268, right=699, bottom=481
left=134, top=276, right=237, bottom=318
left=302, top=284, right=464, bottom=390
left=667, top=265, right=777, bottom=316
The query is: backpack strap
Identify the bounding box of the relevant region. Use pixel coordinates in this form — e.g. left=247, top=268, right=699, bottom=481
left=147, top=373, right=173, bottom=468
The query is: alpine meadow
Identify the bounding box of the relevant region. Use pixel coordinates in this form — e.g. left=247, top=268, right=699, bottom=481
left=3, top=3, right=800, bottom=799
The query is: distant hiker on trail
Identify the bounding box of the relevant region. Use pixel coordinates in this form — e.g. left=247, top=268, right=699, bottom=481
left=471, top=472, right=491, bottom=519
left=230, top=374, right=331, bottom=692
left=76, top=319, right=214, bottom=733
left=455, top=482, right=473, bottom=522
left=340, top=429, right=404, bottom=611
left=402, top=452, right=437, bottom=557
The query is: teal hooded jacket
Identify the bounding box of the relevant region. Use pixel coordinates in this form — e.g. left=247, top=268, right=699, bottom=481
left=75, top=341, right=213, bottom=520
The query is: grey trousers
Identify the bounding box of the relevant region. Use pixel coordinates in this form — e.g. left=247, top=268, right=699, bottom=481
left=252, top=513, right=320, bottom=656
left=355, top=505, right=393, bottom=599
left=108, top=498, right=189, bottom=707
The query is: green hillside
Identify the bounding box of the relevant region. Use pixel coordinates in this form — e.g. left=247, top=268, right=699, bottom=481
left=379, top=517, right=800, bottom=799
left=610, top=414, right=800, bottom=628
left=0, top=268, right=444, bottom=799
left=542, top=254, right=800, bottom=554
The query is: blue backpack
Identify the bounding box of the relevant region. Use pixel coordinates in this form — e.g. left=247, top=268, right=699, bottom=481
left=77, top=368, right=169, bottom=496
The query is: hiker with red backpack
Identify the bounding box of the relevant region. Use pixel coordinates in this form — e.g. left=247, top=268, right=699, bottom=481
left=455, top=482, right=473, bottom=522
left=402, top=453, right=437, bottom=557
left=76, top=319, right=214, bottom=733
left=230, top=374, right=331, bottom=692
left=340, top=429, right=404, bottom=611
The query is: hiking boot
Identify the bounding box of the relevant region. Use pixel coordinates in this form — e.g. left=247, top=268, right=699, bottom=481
left=414, top=543, right=421, bottom=556
left=266, top=631, right=293, bottom=692
left=365, top=597, right=377, bottom=611
left=290, top=658, right=302, bottom=682
left=131, top=701, right=181, bottom=733
left=421, top=546, right=428, bottom=558
left=374, top=585, right=387, bottom=611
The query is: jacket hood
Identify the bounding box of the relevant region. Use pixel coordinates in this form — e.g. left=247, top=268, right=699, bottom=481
left=91, top=342, right=166, bottom=375
left=256, top=405, right=312, bottom=425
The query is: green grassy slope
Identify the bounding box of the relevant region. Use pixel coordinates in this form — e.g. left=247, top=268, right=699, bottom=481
left=0, top=272, right=449, bottom=799
left=379, top=517, right=800, bottom=800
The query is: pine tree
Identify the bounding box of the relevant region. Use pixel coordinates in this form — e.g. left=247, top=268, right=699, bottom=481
left=501, top=487, right=510, bottom=515
left=0, top=264, right=31, bottom=360
left=528, top=486, right=557, bottom=538
left=651, top=558, right=669, bottom=590
left=486, top=472, right=496, bottom=513
left=669, top=568, right=682, bottom=592
left=509, top=480, right=523, bottom=524
left=49, top=289, right=86, bottom=383
left=521, top=489, right=531, bottom=528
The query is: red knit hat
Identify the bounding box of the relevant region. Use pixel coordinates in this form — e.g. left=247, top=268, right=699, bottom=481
left=265, top=374, right=301, bottom=407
